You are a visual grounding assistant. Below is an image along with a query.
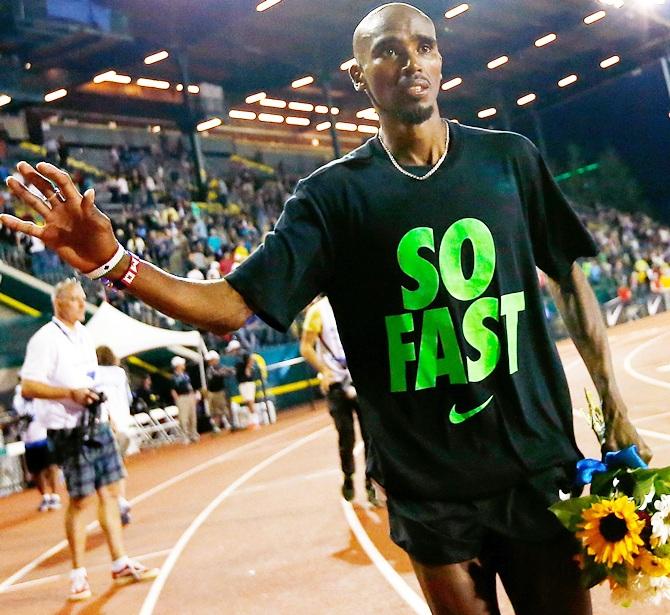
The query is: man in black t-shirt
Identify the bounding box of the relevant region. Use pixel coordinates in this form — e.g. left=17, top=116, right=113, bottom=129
left=2, top=4, right=651, bottom=614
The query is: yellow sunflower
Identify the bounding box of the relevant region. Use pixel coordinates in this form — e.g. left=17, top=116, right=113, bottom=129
left=577, top=496, right=645, bottom=568
left=634, top=550, right=670, bottom=577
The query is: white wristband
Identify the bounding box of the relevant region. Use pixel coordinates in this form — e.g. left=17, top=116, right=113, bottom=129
left=84, top=243, right=126, bottom=280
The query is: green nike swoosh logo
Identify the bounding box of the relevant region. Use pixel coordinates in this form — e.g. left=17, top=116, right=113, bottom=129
left=448, top=395, right=494, bottom=425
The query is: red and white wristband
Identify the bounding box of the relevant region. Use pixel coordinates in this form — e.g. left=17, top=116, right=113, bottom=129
left=84, top=243, right=125, bottom=280
left=101, top=252, right=142, bottom=290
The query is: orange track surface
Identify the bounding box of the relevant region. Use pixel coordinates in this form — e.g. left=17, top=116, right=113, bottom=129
left=2, top=312, right=670, bottom=614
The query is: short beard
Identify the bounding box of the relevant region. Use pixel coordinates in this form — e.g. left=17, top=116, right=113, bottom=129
left=390, top=104, right=433, bottom=125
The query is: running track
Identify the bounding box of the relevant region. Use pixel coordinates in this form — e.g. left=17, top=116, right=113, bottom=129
left=2, top=312, right=670, bottom=614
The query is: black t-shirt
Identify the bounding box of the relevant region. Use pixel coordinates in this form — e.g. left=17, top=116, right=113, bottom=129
left=227, top=121, right=598, bottom=502
left=171, top=372, right=193, bottom=396
left=235, top=353, right=254, bottom=383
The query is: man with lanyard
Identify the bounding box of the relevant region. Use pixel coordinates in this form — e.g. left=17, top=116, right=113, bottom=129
left=2, top=4, right=652, bottom=613
left=19, top=279, right=157, bottom=601
left=301, top=296, right=379, bottom=506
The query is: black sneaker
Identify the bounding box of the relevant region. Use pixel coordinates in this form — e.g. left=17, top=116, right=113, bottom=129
left=341, top=475, right=355, bottom=501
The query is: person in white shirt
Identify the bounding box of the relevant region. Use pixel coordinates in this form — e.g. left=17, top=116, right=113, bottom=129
left=300, top=296, right=379, bottom=506
left=95, top=345, right=136, bottom=525
left=20, top=279, right=157, bottom=601
left=13, top=382, right=61, bottom=512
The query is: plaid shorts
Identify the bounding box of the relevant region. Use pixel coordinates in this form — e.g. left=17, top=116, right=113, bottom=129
left=48, top=423, right=126, bottom=499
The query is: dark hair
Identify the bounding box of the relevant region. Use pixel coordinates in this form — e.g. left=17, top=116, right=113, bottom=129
left=96, top=345, right=118, bottom=366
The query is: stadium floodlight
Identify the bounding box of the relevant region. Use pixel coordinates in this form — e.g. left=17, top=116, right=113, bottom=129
left=286, top=116, right=310, bottom=126
left=196, top=117, right=222, bottom=132
left=44, top=89, right=67, bottom=102
left=517, top=93, right=537, bottom=106
left=336, top=122, right=357, bottom=131
left=535, top=33, right=557, bottom=47
left=356, top=107, right=379, bottom=120
left=25, top=62, right=31, bottom=70
left=187, top=85, right=199, bottom=94
left=340, top=58, right=356, bottom=71
left=330, top=107, right=340, bottom=115
left=316, top=121, right=331, bottom=131
left=245, top=92, right=266, bottom=104
left=358, top=124, right=378, bottom=134
left=445, top=3, right=469, bottom=19
left=442, top=77, right=463, bottom=90
left=259, top=98, right=287, bottom=108
left=94, top=70, right=116, bottom=83
left=291, top=76, right=314, bottom=89
left=144, top=50, right=169, bottom=65
left=229, top=110, right=256, bottom=120
left=311, top=138, right=320, bottom=146
left=315, top=105, right=329, bottom=114
left=558, top=74, right=578, bottom=87
left=137, top=78, right=170, bottom=89
left=600, top=55, right=620, bottom=68
left=94, top=71, right=131, bottom=84
left=258, top=113, right=284, bottom=123
left=288, top=102, right=314, bottom=112
left=0, top=94, right=11, bottom=107
left=584, top=10, right=607, bottom=24
left=257, top=0, right=282, bottom=11
left=487, top=56, right=509, bottom=69
left=478, top=107, right=496, bottom=118
left=150, top=125, right=161, bottom=133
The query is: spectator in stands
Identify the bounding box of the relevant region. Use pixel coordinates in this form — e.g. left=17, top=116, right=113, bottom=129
left=132, top=374, right=159, bottom=414
left=44, top=136, right=58, bottom=165
left=13, top=380, right=61, bottom=512
left=57, top=136, right=69, bottom=169
left=19, top=278, right=157, bottom=601
left=95, top=345, right=134, bottom=525
left=227, top=340, right=259, bottom=429
left=204, top=350, right=233, bottom=431
left=169, top=356, right=198, bottom=442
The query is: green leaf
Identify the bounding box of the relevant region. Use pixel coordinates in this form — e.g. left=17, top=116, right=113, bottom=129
left=654, top=544, right=670, bottom=558
left=609, top=564, right=629, bottom=587
left=581, top=561, right=609, bottom=588
left=549, top=496, right=599, bottom=531
left=591, top=470, right=621, bottom=496
left=633, top=475, right=656, bottom=507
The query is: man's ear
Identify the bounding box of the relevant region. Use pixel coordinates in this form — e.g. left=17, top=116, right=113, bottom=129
left=349, top=63, right=365, bottom=92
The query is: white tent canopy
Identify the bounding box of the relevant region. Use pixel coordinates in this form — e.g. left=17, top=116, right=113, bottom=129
left=86, top=302, right=204, bottom=359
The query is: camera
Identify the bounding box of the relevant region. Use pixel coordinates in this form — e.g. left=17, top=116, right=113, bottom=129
left=81, top=392, right=107, bottom=448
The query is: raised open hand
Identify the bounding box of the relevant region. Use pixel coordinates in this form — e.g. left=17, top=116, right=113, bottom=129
left=0, top=161, right=118, bottom=273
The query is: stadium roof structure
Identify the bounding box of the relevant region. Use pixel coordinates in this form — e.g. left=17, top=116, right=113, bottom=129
left=1, top=0, right=669, bottom=135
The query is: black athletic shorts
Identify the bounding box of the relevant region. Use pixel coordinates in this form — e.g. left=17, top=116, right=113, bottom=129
left=24, top=441, right=55, bottom=475
left=387, top=463, right=578, bottom=566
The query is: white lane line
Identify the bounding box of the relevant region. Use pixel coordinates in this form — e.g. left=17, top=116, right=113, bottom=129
left=656, top=364, right=670, bottom=373
left=2, top=549, right=172, bottom=593
left=138, top=425, right=332, bottom=615
left=0, top=416, right=323, bottom=592
left=341, top=500, right=429, bottom=615
left=623, top=328, right=670, bottom=390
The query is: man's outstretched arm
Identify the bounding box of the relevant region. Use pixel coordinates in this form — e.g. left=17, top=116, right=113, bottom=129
left=546, top=262, right=652, bottom=461
left=0, top=161, right=252, bottom=335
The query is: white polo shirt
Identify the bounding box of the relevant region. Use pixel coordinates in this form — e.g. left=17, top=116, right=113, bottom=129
left=20, top=318, right=98, bottom=430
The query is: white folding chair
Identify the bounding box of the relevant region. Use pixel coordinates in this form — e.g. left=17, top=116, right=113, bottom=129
left=133, top=412, right=168, bottom=445
left=149, top=408, right=185, bottom=441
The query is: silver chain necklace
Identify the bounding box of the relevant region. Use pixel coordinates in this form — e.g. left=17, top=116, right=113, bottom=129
left=377, top=119, right=450, bottom=181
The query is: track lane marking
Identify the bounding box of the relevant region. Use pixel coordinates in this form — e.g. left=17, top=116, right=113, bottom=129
left=139, top=425, right=332, bottom=615
left=0, top=415, right=325, bottom=592
left=2, top=549, right=172, bottom=593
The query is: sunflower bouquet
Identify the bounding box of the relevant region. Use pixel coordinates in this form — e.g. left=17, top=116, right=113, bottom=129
left=549, top=392, right=670, bottom=607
